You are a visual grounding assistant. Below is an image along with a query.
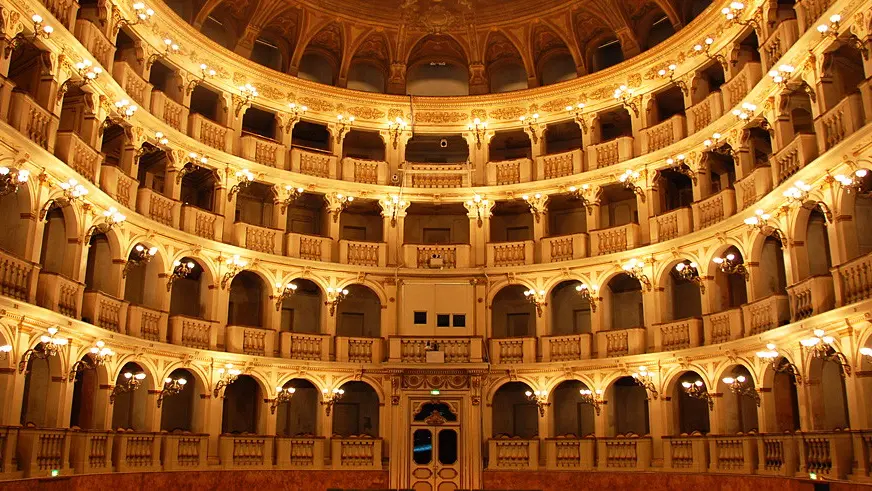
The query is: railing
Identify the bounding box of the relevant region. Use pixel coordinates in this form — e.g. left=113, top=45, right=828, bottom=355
left=286, top=233, right=332, bottom=261
left=709, top=436, right=757, bottom=473
left=168, top=315, right=217, bottom=350
left=42, top=0, right=79, bottom=30
left=597, top=437, right=652, bottom=470
left=589, top=137, right=633, bottom=169
left=36, top=272, right=83, bottom=319
left=850, top=431, right=872, bottom=478
left=834, top=251, right=872, bottom=306
left=654, top=318, right=703, bottom=351
left=275, top=437, right=326, bottom=469
left=82, top=291, right=128, bottom=333
left=240, top=134, right=286, bottom=169
left=136, top=188, right=179, bottom=227
left=596, top=328, right=646, bottom=358
left=590, top=223, right=641, bottom=256
left=487, top=158, right=532, bottom=185
left=538, top=149, right=582, bottom=179
left=757, top=434, right=798, bottom=476
left=797, top=431, right=852, bottom=479
left=112, top=62, right=152, bottom=109
left=760, top=20, right=799, bottom=71
left=540, top=233, right=588, bottom=262
left=640, top=115, right=686, bottom=154
left=403, top=162, right=471, bottom=188
left=722, top=62, right=762, bottom=109
left=100, top=165, right=138, bottom=209
left=150, top=91, right=188, bottom=131
left=488, top=438, right=539, bottom=470
left=815, top=94, right=865, bottom=151
left=663, top=435, right=708, bottom=472
left=162, top=433, right=208, bottom=471
left=291, top=148, right=337, bottom=178
left=0, top=249, right=37, bottom=302
left=17, top=428, right=70, bottom=478
left=787, top=275, right=835, bottom=321
left=219, top=435, right=273, bottom=469
left=741, top=294, right=790, bottom=335
left=336, top=336, right=383, bottom=363
left=795, top=0, right=835, bottom=32
left=388, top=336, right=482, bottom=363
left=688, top=91, right=724, bottom=134
left=127, top=305, right=167, bottom=342
left=541, top=334, right=592, bottom=362
left=54, top=131, right=102, bottom=183
left=279, top=332, right=330, bottom=361
left=180, top=205, right=222, bottom=241
left=544, top=438, right=596, bottom=470
left=692, top=189, right=736, bottom=230
left=226, top=326, right=274, bottom=357
left=490, top=337, right=536, bottom=364
left=188, top=113, right=232, bottom=152
left=73, top=19, right=115, bottom=68
left=339, top=240, right=386, bottom=267
left=404, top=244, right=471, bottom=269
left=69, top=430, right=113, bottom=475
left=736, top=166, right=773, bottom=210
left=487, top=240, right=534, bottom=267
left=342, top=157, right=387, bottom=184
left=8, top=91, right=59, bottom=151
left=703, top=308, right=743, bottom=345
left=331, top=438, right=382, bottom=470
left=114, top=432, right=161, bottom=472
left=652, top=207, right=692, bottom=243
left=232, top=222, right=281, bottom=254
left=770, top=134, right=818, bottom=185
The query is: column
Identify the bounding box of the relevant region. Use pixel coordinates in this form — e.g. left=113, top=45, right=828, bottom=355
left=204, top=392, right=224, bottom=464
left=464, top=129, right=493, bottom=187
left=323, top=193, right=348, bottom=262
left=227, top=93, right=247, bottom=157
left=464, top=197, right=494, bottom=268
left=636, top=174, right=654, bottom=246
left=379, top=197, right=410, bottom=267
left=384, top=128, right=411, bottom=183
left=647, top=393, right=668, bottom=465
left=387, top=62, right=407, bottom=95
left=629, top=94, right=648, bottom=157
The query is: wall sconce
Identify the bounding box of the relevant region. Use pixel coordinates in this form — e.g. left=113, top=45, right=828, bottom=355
left=282, top=103, right=308, bottom=134
left=579, top=389, right=604, bottom=416
left=834, top=169, right=868, bottom=193
left=783, top=180, right=832, bottom=222
left=744, top=209, right=786, bottom=243
left=175, top=153, right=208, bottom=183
left=68, top=340, right=114, bottom=381
left=228, top=168, right=256, bottom=201
left=325, top=287, right=349, bottom=316
left=213, top=364, right=241, bottom=397
left=675, top=261, right=705, bottom=292
left=657, top=63, right=688, bottom=95
left=722, top=375, right=760, bottom=406
left=575, top=283, right=599, bottom=312
left=321, top=387, right=345, bottom=416
left=166, top=259, right=195, bottom=291
left=136, top=131, right=170, bottom=162
left=123, top=244, right=158, bottom=278
left=817, top=14, right=869, bottom=58
left=693, top=37, right=729, bottom=69
left=274, top=281, right=297, bottom=311
left=382, top=194, right=407, bottom=227
left=110, top=371, right=147, bottom=404
left=279, top=184, right=305, bottom=214
left=270, top=386, right=295, bottom=414
left=112, top=99, right=138, bottom=123
left=157, top=376, right=187, bottom=408
left=336, top=114, right=355, bottom=143
left=146, top=38, right=180, bottom=69
left=185, top=63, right=216, bottom=95
left=622, top=258, right=652, bottom=291
left=618, top=169, right=646, bottom=202
left=40, top=178, right=89, bottom=220
left=233, top=83, right=259, bottom=117
left=613, top=85, right=639, bottom=117
left=721, top=1, right=761, bottom=30
left=801, top=329, right=851, bottom=377
left=57, top=60, right=103, bottom=105
left=732, top=102, right=757, bottom=122
left=713, top=253, right=749, bottom=280
left=768, top=64, right=796, bottom=87
left=631, top=366, right=659, bottom=399
left=524, top=390, right=549, bottom=417
left=568, top=184, right=598, bottom=215
left=666, top=154, right=699, bottom=184
left=521, top=193, right=548, bottom=223
left=860, top=347, right=872, bottom=359
left=0, top=344, right=11, bottom=360
left=4, top=14, right=54, bottom=57
left=756, top=343, right=802, bottom=383
left=85, top=207, right=127, bottom=243
left=523, top=289, right=547, bottom=317
left=565, top=103, right=588, bottom=133
left=0, top=165, right=30, bottom=197
left=465, top=194, right=490, bottom=227
left=703, top=133, right=723, bottom=149
left=125, top=2, right=155, bottom=26
left=220, top=255, right=249, bottom=290
left=519, top=113, right=542, bottom=143
left=467, top=118, right=488, bottom=149
left=681, top=380, right=714, bottom=410
left=387, top=117, right=408, bottom=149
left=327, top=193, right=354, bottom=223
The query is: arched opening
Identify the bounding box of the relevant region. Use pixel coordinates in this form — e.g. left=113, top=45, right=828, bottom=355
left=235, top=181, right=275, bottom=228
left=8, top=43, right=48, bottom=108
left=148, top=60, right=182, bottom=107
left=20, top=345, right=55, bottom=425
left=594, top=108, right=633, bottom=145
left=532, top=25, right=576, bottom=85
left=169, top=257, right=211, bottom=319
left=348, top=62, right=386, bottom=93
left=241, top=106, right=279, bottom=141
left=734, top=30, right=761, bottom=72
left=851, top=172, right=872, bottom=258
left=228, top=271, right=266, bottom=327
left=292, top=120, right=332, bottom=152
left=770, top=358, right=801, bottom=432
left=491, top=382, right=538, bottom=438
left=276, top=379, right=319, bottom=436
left=406, top=35, right=470, bottom=96
left=84, top=233, right=115, bottom=296
left=200, top=15, right=235, bottom=49
left=647, top=86, right=686, bottom=130
left=100, top=123, right=127, bottom=168
left=551, top=380, right=596, bottom=437
left=643, top=14, right=676, bottom=51
left=590, top=38, right=624, bottom=73
left=711, top=246, right=749, bottom=312
left=607, top=376, right=649, bottom=436
left=490, top=201, right=533, bottom=243
left=280, top=279, right=322, bottom=333
left=808, top=355, right=850, bottom=430
left=160, top=368, right=199, bottom=432
left=39, top=205, right=78, bottom=282
left=803, top=209, right=832, bottom=279
left=0, top=182, right=32, bottom=259
left=136, top=147, right=172, bottom=197
left=692, top=62, right=727, bottom=106
left=343, top=130, right=386, bottom=161
left=656, top=168, right=694, bottom=214
left=539, top=53, right=577, bottom=85
left=69, top=356, right=102, bottom=429
left=717, top=366, right=759, bottom=433
left=665, top=263, right=703, bottom=321
left=596, top=184, right=638, bottom=229
left=673, top=372, right=710, bottom=434
left=180, top=167, right=218, bottom=212
left=404, top=203, right=470, bottom=247
left=299, top=23, right=343, bottom=86
left=550, top=280, right=592, bottom=336
left=189, top=85, right=224, bottom=124
left=489, top=130, right=531, bottom=162
left=603, top=274, right=643, bottom=331
left=490, top=285, right=535, bottom=338
left=336, top=285, right=381, bottom=338
left=756, top=236, right=788, bottom=299
left=405, top=135, right=469, bottom=163
left=332, top=381, right=379, bottom=437
left=339, top=199, right=383, bottom=243
left=485, top=32, right=527, bottom=93
left=544, top=121, right=583, bottom=155
left=222, top=375, right=262, bottom=434
left=251, top=38, right=284, bottom=71
left=299, top=52, right=336, bottom=85
left=285, top=192, right=327, bottom=237
left=701, top=146, right=737, bottom=201
left=547, top=193, right=589, bottom=238
left=821, top=44, right=866, bottom=112
left=111, top=362, right=150, bottom=430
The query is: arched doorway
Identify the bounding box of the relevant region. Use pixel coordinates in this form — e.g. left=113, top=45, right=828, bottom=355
left=275, top=379, right=319, bottom=437
left=111, top=362, right=151, bottom=430
left=332, top=381, right=379, bottom=437
left=607, top=376, right=649, bottom=436
left=222, top=375, right=262, bottom=434
left=551, top=380, right=596, bottom=437
left=672, top=371, right=710, bottom=434
left=279, top=279, right=322, bottom=334
left=491, top=382, right=538, bottom=438
left=160, top=368, right=200, bottom=432
left=490, top=286, right=535, bottom=338
left=336, top=285, right=381, bottom=338
left=410, top=401, right=461, bottom=491
left=717, top=365, right=759, bottom=433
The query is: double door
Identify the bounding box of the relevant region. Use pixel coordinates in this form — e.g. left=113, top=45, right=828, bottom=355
left=410, top=402, right=460, bottom=491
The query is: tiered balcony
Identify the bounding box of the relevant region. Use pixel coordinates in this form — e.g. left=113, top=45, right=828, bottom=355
left=487, top=240, right=534, bottom=267
left=291, top=148, right=337, bottom=179
left=162, top=433, right=209, bottom=471
left=662, top=435, right=708, bottom=472
left=81, top=291, right=128, bottom=333
left=126, top=305, right=167, bottom=342
left=741, top=294, right=790, bottom=335
left=688, top=91, right=724, bottom=134
left=537, top=149, right=583, bottom=179
left=403, top=162, right=470, bottom=188
left=815, top=93, right=865, bottom=151
left=100, top=165, right=138, bottom=209
left=149, top=91, right=188, bottom=131
left=54, top=131, right=102, bottom=183
left=341, top=157, right=387, bottom=184
left=490, top=337, right=536, bottom=364
left=404, top=244, right=471, bottom=269
left=336, top=336, right=383, bottom=363
left=770, top=134, right=818, bottom=185
left=274, top=437, right=326, bottom=469
left=188, top=113, right=232, bottom=153
left=795, top=0, right=835, bottom=32
left=339, top=240, right=386, bottom=267
left=70, top=430, right=113, bottom=474
left=286, top=233, right=332, bottom=261
left=73, top=19, right=115, bottom=68
left=692, top=189, right=736, bottom=230
left=640, top=115, right=686, bottom=154
left=760, top=20, right=799, bottom=72
left=112, top=62, right=152, bottom=110
left=834, top=251, right=872, bottom=306
left=387, top=336, right=483, bottom=363
left=596, top=437, right=652, bottom=471
left=722, top=62, right=762, bottom=110
left=540, top=233, right=588, bottom=262
left=279, top=332, right=330, bottom=360
left=787, top=275, right=835, bottom=321
left=589, top=137, right=633, bottom=169
left=42, top=0, right=79, bottom=30
left=708, top=436, right=757, bottom=474
left=541, top=334, right=592, bottom=362
left=232, top=222, right=282, bottom=255
left=736, top=166, right=773, bottom=210
left=36, top=272, right=83, bottom=318
left=544, top=437, right=596, bottom=470
left=114, top=432, right=162, bottom=473
left=487, top=438, right=539, bottom=470
left=180, top=204, right=222, bottom=241
left=596, top=328, right=646, bottom=358
left=226, top=325, right=275, bottom=356
left=8, top=91, right=59, bottom=151
left=654, top=318, right=703, bottom=351
left=331, top=438, right=382, bottom=470
left=17, top=427, right=70, bottom=478
left=651, top=207, right=692, bottom=243
left=590, top=223, right=642, bottom=256
left=219, top=435, right=273, bottom=470
left=0, top=249, right=38, bottom=302
left=136, top=188, right=180, bottom=228
left=703, top=308, right=743, bottom=344
left=168, top=315, right=217, bottom=350
left=487, top=158, right=532, bottom=185
left=240, top=133, right=286, bottom=168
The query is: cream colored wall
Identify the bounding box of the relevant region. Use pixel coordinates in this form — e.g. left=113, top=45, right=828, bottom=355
left=404, top=214, right=470, bottom=244
left=398, top=281, right=475, bottom=336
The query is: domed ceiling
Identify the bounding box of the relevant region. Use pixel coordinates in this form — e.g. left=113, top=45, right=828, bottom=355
left=168, top=0, right=709, bottom=93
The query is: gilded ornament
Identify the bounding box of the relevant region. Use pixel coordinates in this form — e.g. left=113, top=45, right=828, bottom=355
left=489, top=106, right=526, bottom=121
left=347, top=106, right=386, bottom=121
left=415, top=111, right=467, bottom=124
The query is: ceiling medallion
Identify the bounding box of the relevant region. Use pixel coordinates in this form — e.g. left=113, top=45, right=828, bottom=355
left=402, top=0, right=474, bottom=34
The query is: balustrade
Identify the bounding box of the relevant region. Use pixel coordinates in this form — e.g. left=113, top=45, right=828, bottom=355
left=795, top=0, right=835, bottom=32
left=275, top=437, right=325, bottom=469
left=286, top=233, right=332, bottom=261
left=736, top=167, right=773, bottom=210
left=487, top=438, right=539, bottom=470
left=100, top=165, right=137, bottom=209
left=757, top=434, right=798, bottom=476
left=69, top=430, right=113, bottom=475
left=331, top=438, right=382, bottom=470
left=339, top=240, right=386, bottom=267
left=760, top=20, right=799, bottom=72
left=17, top=428, right=70, bottom=478
left=834, top=251, right=872, bottom=306
left=136, top=188, right=179, bottom=227
left=640, top=115, right=686, bottom=154
left=8, top=91, right=58, bottom=151
left=388, top=336, right=482, bottom=363
left=741, top=295, right=790, bottom=335
left=815, top=94, right=865, bottom=151
left=404, top=244, right=470, bottom=269
left=490, top=338, right=536, bottom=364
left=36, top=272, right=83, bottom=318
left=596, top=328, right=646, bottom=358
left=688, top=91, right=724, bottom=134
left=652, top=207, right=693, bottom=243
left=703, top=308, right=743, bottom=345
left=232, top=222, right=281, bottom=255
left=597, top=437, right=652, bottom=470
left=540, top=233, right=588, bottom=262
left=279, top=332, right=330, bottom=361
left=336, top=336, right=383, bottom=363
left=487, top=158, right=531, bottom=185
left=544, top=438, right=596, bottom=470
left=112, top=62, right=152, bottom=110
left=770, top=134, right=818, bottom=185
left=537, top=149, right=583, bottom=179
left=663, top=436, right=708, bottom=472
left=589, top=137, right=633, bottom=169
left=149, top=92, right=188, bottom=131
left=180, top=205, right=222, bottom=241
left=590, top=224, right=641, bottom=256
left=114, top=432, right=161, bottom=473
left=188, top=113, right=232, bottom=153
left=126, top=305, right=167, bottom=342
left=722, top=62, right=762, bottom=110
left=403, top=162, right=470, bottom=188
left=798, top=432, right=852, bottom=480
left=654, top=318, right=703, bottom=351
left=487, top=240, right=534, bottom=267
left=342, top=157, right=387, bottom=184
left=42, top=0, right=79, bottom=30
left=82, top=291, right=128, bottom=333
left=54, top=131, right=102, bottom=183
left=168, top=315, right=217, bottom=350
left=240, top=134, right=286, bottom=169
left=219, top=435, right=273, bottom=469
left=291, top=148, right=337, bottom=179
left=0, top=249, right=37, bottom=303
left=226, top=325, right=274, bottom=357
left=162, top=433, right=208, bottom=471
left=541, top=334, right=592, bottom=362
left=787, top=275, right=835, bottom=321
left=692, top=189, right=736, bottom=230
left=709, top=436, right=757, bottom=474
left=73, top=19, right=115, bottom=68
